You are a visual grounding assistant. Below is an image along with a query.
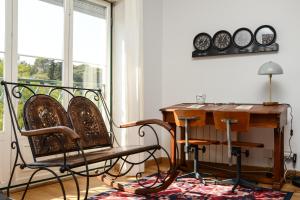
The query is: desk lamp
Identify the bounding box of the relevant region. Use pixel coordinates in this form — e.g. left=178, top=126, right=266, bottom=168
left=258, top=61, right=283, bottom=106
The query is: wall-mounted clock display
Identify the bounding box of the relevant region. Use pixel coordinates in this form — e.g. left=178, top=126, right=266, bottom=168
left=212, top=30, right=232, bottom=51
left=254, top=25, right=276, bottom=46
left=192, top=25, right=278, bottom=58
left=193, top=32, right=212, bottom=51
left=233, top=28, right=253, bottom=49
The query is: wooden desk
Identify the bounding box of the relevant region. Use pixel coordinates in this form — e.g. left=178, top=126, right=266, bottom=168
left=160, top=103, right=288, bottom=190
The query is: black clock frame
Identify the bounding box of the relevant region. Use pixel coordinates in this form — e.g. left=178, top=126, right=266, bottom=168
left=254, top=25, right=277, bottom=46
left=232, top=27, right=254, bottom=49
left=212, top=30, right=232, bottom=51
left=193, top=32, right=212, bottom=52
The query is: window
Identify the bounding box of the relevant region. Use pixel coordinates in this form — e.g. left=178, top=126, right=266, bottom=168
left=0, top=0, right=5, bottom=131
left=0, top=0, right=111, bottom=185
left=15, top=0, right=110, bottom=127
left=17, top=0, right=65, bottom=127
left=18, top=0, right=64, bottom=84
left=0, top=0, right=111, bottom=131
left=73, top=0, right=108, bottom=90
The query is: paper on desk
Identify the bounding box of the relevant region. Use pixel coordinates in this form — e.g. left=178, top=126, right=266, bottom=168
left=187, top=104, right=205, bottom=109
left=235, top=105, right=253, bottom=110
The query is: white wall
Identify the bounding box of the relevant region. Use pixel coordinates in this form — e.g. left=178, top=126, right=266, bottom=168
left=143, top=0, right=300, bottom=169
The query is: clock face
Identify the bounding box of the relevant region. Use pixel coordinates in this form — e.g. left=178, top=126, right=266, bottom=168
left=212, top=30, right=232, bottom=51
left=233, top=28, right=253, bottom=48
left=193, top=33, right=212, bottom=51
left=254, top=25, right=276, bottom=46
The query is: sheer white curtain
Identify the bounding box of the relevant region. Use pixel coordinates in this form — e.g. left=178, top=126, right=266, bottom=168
left=112, top=0, right=144, bottom=174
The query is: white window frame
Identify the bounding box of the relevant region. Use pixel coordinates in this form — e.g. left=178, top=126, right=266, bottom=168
left=0, top=0, right=111, bottom=186
left=1, top=0, right=111, bottom=130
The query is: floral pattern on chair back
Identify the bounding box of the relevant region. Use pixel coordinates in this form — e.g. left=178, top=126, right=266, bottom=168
left=23, top=95, right=77, bottom=157
left=68, top=96, right=111, bottom=149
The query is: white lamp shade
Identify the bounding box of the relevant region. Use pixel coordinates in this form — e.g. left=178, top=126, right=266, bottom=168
left=258, top=61, right=283, bottom=75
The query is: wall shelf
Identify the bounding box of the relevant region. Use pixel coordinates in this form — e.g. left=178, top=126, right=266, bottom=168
left=192, top=43, right=279, bottom=58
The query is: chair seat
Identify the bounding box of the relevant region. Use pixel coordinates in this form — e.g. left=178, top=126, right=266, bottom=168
left=30, top=145, right=160, bottom=169
left=222, top=141, right=264, bottom=148
left=177, top=139, right=219, bottom=145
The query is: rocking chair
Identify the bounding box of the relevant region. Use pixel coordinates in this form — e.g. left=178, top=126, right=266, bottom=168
left=1, top=81, right=179, bottom=200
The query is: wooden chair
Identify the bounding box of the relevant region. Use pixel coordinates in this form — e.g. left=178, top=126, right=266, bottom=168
left=2, top=81, right=179, bottom=200
left=213, top=111, right=264, bottom=192
left=173, top=110, right=219, bottom=181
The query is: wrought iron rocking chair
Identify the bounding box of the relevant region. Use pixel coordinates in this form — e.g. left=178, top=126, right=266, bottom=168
left=1, top=81, right=179, bottom=200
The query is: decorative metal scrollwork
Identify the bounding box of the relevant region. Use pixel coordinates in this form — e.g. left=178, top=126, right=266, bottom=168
left=1, top=80, right=179, bottom=199
left=138, top=124, right=160, bottom=146
left=85, top=89, right=100, bottom=101
left=12, top=85, right=36, bottom=99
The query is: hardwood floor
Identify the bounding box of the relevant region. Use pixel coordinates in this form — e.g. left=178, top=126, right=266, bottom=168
left=10, top=162, right=300, bottom=200
left=11, top=162, right=162, bottom=200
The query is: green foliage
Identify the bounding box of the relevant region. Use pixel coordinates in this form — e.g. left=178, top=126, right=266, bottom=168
left=73, top=64, right=87, bottom=83
left=18, top=61, right=31, bottom=78
left=48, top=60, right=62, bottom=81
left=19, top=57, right=62, bottom=81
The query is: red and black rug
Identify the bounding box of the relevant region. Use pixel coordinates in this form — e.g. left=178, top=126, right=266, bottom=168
left=88, top=175, right=292, bottom=200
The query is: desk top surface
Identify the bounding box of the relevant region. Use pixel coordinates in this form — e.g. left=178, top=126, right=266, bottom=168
left=160, top=103, right=288, bottom=114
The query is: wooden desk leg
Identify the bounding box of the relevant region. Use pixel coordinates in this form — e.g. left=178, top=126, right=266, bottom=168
left=170, top=123, right=177, bottom=165
left=170, top=124, right=186, bottom=168
left=273, top=127, right=284, bottom=190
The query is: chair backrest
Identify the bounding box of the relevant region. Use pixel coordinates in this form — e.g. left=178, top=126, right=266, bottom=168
left=213, top=111, right=250, bottom=132
left=68, top=96, right=111, bottom=149
left=2, top=81, right=112, bottom=160
left=23, top=94, right=76, bottom=157
left=173, top=110, right=206, bottom=127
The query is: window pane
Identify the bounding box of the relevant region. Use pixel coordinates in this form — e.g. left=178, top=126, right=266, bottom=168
left=73, top=62, right=102, bottom=88
left=18, top=0, right=64, bottom=82
left=18, top=0, right=64, bottom=59
left=18, top=0, right=64, bottom=129
left=0, top=0, right=4, bottom=52
left=18, top=56, right=62, bottom=83
left=73, top=0, right=107, bottom=89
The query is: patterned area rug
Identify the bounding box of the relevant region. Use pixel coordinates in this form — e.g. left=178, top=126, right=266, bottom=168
left=88, top=174, right=293, bottom=200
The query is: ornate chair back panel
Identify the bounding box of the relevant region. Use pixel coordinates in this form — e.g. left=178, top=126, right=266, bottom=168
left=213, top=111, right=250, bottom=132
left=68, top=96, right=111, bottom=149
left=23, top=95, right=76, bottom=158
left=173, top=110, right=206, bottom=127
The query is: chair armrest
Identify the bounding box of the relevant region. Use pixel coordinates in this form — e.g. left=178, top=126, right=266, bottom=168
left=20, top=126, right=80, bottom=141
left=120, top=119, right=177, bottom=165
left=120, top=119, right=172, bottom=131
